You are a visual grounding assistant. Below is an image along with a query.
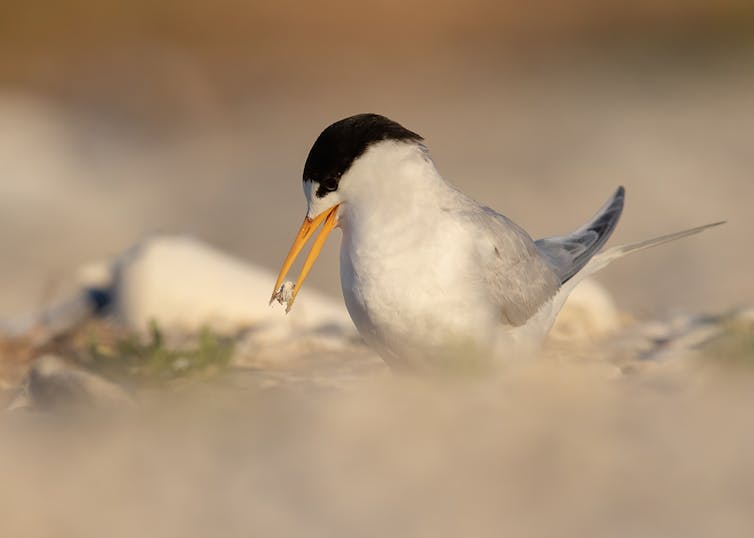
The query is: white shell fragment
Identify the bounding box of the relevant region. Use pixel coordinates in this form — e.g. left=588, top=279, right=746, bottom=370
left=272, top=281, right=296, bottom=311
left=70, top=235, right=358, bottom=354
left=549, top=278, right=620, bottom=343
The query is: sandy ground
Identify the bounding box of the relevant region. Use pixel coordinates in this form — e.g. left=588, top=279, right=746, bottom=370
left=1, top=356, right=753, bottom=538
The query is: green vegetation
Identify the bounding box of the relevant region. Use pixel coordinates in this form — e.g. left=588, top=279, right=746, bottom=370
left=704, top=318, right=754, bottom=367
left=83, top=321, right=234, bottom=386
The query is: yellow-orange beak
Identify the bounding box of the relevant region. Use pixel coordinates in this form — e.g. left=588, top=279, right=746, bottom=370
left=270, top=204, right=340, bottom=312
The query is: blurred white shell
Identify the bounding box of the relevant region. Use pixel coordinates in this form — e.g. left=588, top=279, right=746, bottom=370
left=549, top=278, right=620, bottom=343
left=81, top=235, right=357, bottom=348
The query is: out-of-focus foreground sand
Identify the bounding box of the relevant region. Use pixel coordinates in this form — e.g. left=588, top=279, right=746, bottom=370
left=1, top=360, right=753, bottom=538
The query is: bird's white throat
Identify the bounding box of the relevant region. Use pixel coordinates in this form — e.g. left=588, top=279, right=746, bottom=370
left=334, top=140, right=457, bottom=235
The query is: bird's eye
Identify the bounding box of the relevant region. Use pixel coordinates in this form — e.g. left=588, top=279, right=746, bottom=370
left=321, top=177, right=338, bottom=192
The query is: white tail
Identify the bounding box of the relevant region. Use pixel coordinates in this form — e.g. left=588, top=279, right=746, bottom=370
left=544, top=220, right=725, bottom=340
left=582, top=221, right=726, bottom=279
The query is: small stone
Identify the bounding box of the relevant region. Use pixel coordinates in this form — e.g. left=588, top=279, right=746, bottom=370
left=25, top=355, right=134, bottom=411
left=172, top=357, right=191, bottom=371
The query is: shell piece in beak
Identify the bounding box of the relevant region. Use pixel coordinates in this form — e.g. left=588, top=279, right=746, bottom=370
left=270, top=204, right=339, bottom=312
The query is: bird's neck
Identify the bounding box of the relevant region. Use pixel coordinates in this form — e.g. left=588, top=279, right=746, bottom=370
left=338, top=144, right=457, bottom=235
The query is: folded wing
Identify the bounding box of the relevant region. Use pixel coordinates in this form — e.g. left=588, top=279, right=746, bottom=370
left=535, top=186, right=625, bottom=284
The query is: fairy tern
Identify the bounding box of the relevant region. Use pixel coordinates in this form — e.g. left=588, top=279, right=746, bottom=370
left=271, top=113, right=723, bottom=369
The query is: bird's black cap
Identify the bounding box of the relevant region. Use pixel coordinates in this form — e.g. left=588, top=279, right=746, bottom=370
left=303, top=114, right=423, bottom=198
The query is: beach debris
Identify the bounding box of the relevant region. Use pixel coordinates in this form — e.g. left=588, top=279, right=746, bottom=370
left=8, top=355, right=134, bottom=412
left=272, top=281, right=296, bottom=310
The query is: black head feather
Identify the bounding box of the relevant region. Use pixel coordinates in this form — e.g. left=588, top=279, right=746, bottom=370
left=303, top=114, right=423, bottom=198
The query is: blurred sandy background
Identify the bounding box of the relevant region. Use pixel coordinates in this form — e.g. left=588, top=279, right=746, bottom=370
left=1, top=0, right=753, bottom=322
left=1, top=3, right=754, bottom=537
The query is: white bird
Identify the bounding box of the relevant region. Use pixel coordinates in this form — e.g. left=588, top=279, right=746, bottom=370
left=271, top=114, right=723, bottom=370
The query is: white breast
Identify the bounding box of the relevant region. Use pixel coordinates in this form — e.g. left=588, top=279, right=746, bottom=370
left=330, top=140, right=557, bottom=368
left=340, top=223, right=489, bottom=367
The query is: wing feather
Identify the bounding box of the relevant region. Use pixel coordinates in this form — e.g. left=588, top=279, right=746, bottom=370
left=535, top=186, right=625, bottom=283
left=456, top=203, right=561, bottom=327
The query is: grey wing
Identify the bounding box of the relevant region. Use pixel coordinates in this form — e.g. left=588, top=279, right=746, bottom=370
left=535, top=186, right=625, bottom=284
left=461, top=204, right=562, bottom=327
